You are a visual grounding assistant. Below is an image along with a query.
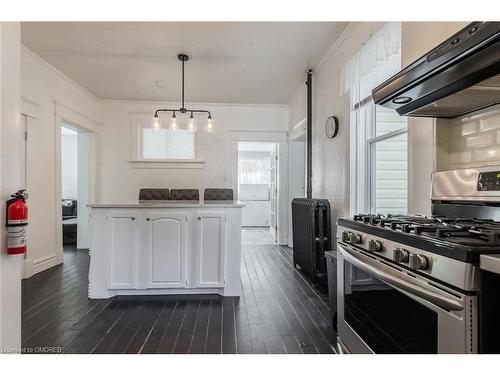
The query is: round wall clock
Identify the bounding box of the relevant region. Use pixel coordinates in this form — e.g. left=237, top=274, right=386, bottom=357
left=325, top=115, right=339, bottom=138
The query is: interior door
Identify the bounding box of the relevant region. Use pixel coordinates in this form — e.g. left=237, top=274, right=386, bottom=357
left=146, top=212, right=186, bottom=288
left=195, top=213, right=226, bottom=288
left=107, top=212, right=138, bottom=289
left=269, top=143, right=278, bottom=242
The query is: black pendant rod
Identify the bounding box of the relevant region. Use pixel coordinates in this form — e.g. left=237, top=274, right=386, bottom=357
left=181, top=55, right=185, bottom=110
left=153, top=53, right=212, bottom=119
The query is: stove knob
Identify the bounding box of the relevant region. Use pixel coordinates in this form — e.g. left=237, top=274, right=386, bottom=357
left=368, top=240, right=383, bottom=252
left=348, top=232, right=362, bottom=244
left=342, top=231, right=350, bottom=242
left=393, top=248, right=409, bottom=262
left=408, top=254, right=429, bottom=270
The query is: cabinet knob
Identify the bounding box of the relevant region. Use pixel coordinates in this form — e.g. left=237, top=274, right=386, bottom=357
left=131, top=217, right=135, bottom=221
left=197, top=217, right=201, bottom=220
left=146, top=218, right=150, bottom=221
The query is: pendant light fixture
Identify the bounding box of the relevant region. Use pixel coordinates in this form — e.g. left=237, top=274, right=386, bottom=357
left=152, top=54, right=213, bottom=132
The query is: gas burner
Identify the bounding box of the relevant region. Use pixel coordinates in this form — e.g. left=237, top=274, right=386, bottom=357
left=351, top=213, right=500, bottom=246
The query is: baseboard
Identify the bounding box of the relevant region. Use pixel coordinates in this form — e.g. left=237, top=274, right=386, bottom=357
left=56, top=247, right=64, bottom=263
left=23, top=252, right=63, bottom=279
left=23, top=258, right=34, bottom=279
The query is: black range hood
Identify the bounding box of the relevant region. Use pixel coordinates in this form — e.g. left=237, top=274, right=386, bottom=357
left=372, top=22, right=500, bottom=118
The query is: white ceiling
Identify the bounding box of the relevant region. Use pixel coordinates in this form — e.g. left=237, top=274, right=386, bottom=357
left=21, top=22, right=347, bottom=104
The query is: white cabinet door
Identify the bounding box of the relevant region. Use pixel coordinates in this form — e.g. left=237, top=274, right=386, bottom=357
left=107, top=212, right=139, bottom=289
left=146, top=212, right=187, bottom=288
left=195, top=213, right=226, bottom=288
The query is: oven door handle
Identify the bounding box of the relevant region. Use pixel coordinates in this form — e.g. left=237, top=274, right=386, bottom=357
left=339, top=245, right=464, bottom=312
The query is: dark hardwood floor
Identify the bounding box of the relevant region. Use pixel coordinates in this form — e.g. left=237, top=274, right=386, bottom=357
left=21, top=239, right=335, bottom=354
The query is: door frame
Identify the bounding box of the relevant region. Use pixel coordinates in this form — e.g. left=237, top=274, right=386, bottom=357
left=288, top=126, right=307, bottom=248
left=269, top=143, right=278, bottom=241
left=55, top=101, right=99, bottom=261
left=20, top=97, right=40, bottom=278
left=230, top=130, right=288, bottom=246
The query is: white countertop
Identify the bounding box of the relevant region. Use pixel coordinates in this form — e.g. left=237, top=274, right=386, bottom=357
left=88, top=200, right=245, bottom=208
left=480, top=254, right=500, bottom=275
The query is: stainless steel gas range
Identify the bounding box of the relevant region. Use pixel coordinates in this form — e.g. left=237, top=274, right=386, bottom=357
left=336, top=166, right=500, bottom=354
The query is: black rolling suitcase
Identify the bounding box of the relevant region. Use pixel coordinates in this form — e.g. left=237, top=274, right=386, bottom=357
left=291, top=198, right=331, bottom=277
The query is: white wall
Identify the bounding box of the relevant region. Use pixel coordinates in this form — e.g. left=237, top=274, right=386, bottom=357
left=61, top=129, right=78, bottom=199
left=0, top=22, right=22, bottom=351
left=288, top=22, right=384, bottom=242
left=402, top=22, right=469, bottom=215
left=21, top=47, right=102, bottom=277
left=98, top=101, right=288, bottom=202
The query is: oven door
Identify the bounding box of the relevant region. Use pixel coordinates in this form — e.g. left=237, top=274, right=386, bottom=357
left=337, top=243, right=476, bottom=354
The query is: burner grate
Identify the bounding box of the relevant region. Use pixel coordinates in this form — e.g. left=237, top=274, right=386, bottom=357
left=351, top=213, right=500, bottom=246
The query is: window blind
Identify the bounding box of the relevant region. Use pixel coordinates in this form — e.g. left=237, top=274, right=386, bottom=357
left=342, top=22, right=402, bottom=105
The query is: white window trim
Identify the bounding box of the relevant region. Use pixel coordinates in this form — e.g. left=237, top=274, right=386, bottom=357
left=345, top=22, right=404, bottom=216
left=350, top=101, right=408, bottom=215
left=129, top=112, right=205, bottom=168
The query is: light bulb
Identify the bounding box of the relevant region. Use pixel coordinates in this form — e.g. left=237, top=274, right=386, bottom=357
left=170, top=113, right=178, bottom=131
left=188, top=115, right=197, bottom=133
left=151, top=116, right=161, bottom=132
left=206, top=116, right=214, bottom=133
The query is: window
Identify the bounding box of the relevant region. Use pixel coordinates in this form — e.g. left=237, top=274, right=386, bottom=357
left=238, top=150, right=271, bottom=184
left=370, top=106, right=407, bottom=214
left=343, top=23, right=407, bottom=215
left=142, top=128, right=194, bottom=160
left=239, top=158, right=271, bottom=184
left=129, top=115, right=203, bottom=165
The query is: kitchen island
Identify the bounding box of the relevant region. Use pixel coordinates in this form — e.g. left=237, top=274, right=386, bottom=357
left=87, top=200, right=244, bottom=299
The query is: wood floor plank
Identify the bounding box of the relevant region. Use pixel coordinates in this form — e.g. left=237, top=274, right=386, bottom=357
left=188, top=296, right=212, bottom=354
left=139, top=298, right=179, bottom=354
left=205, top=296, right=222, bottom=354
left=124, top=298, right=167, bottom=354
left=155, top=298, right=188, bottom=354
left=233, top=294, right=253, bottom=354
left=222, top=297, right=237, bottom=354
left=172, top=298, right=200, bottom=354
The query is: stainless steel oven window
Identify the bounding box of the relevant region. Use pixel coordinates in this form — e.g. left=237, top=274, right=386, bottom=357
left=337, top=243, right=477, bottom=354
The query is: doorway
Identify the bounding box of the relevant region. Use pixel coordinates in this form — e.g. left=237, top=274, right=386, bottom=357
left=288, top=133, right=306, bottom=248
left=61, top=122, right=94, bottom=250
left=237, top=142, right=278, bottom=244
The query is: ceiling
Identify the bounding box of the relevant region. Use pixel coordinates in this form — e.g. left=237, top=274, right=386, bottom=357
left=21, top=22, right=347, bottom=104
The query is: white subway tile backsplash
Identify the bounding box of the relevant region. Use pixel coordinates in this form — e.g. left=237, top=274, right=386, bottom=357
left=440, top=108, right=500, bottom=169
left=480, top=114, right=500, bottom=132
left=460, top=121, right=478, bottom=136
left=474, top=147, right=500, bottom=162
left=464, top=132, right=494, bottom=149
left=449, top=151, right=473, bottom=164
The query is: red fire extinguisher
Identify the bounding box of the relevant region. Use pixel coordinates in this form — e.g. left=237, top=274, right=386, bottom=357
left=6, top=189, right=28, bottom=255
